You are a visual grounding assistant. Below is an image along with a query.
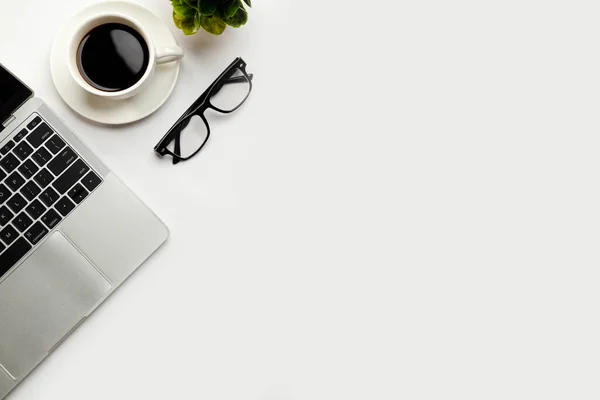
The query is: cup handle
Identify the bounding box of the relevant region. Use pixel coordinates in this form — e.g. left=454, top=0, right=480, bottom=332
left=155, top=46, right=185, bottom=64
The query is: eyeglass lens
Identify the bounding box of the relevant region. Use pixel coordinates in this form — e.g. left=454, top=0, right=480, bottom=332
left=167, top=68, right=251, bottom=159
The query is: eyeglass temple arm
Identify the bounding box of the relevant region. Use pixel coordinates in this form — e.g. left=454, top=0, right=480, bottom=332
left=179, top=73, right=254, bottom=124
left=212, top=73, right=254, bottom=97
left=177, top=73, right=254, bottom=132
left=227, top=74, right=253, bottom=84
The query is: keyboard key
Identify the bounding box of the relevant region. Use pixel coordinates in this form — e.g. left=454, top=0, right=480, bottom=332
left=27, top=116, right=42, bottom=130
left=0, top=238, right=32, bottom=278
left=0, top=153, right=20, bottom=173
left=18, top=159, right=39, bottom=179
left=0, top=169, right=5, bottom=182
left=24, top=222, right=48, bottom=245
left=39, top=187, right=60, bottom=207
left=82, top=171, right=102, bottom=192
left=0, top=225, right=18, bottom=245
left=33, top=168, right=53, bottom=188
left=0, top=206, right=13, bottom=227
left=67, top=183, right=89, bottom=204
left=25, top=199, right=46, bottom=220
left=14, top=129, right=27, bottom=143
left=1, top=140, right=15, bottom=155
left=45, top=135, right=66, bottom=154
left=55, top=196, right=75, bottom=216
left=6, top=193, right=27, bottom=213
left=41, top=208, right=62, bottom=229
left=13, top=141, right=33, bottom=161
left=32, top=147, right=52, bottom=166
left=12, top=212, right=33, bottom=232
left=0, top=184, right=10, bottom=204
left=0, top=241, right=4, bottom=254
left=53, top=160, right=89, bottom=194
left=20, top=181, right=41, bottom=201
left=5, top=172, right=25, bottom=191
left=48, top=147, right=77, bottom=176
left=26, top=122, right=53, bottom=148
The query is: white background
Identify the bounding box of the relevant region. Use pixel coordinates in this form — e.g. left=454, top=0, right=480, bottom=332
left=1, top=0, right=600, bottom=398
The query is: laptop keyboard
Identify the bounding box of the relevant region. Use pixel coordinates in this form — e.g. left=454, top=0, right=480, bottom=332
left=0, top=114, right=103, bottom=278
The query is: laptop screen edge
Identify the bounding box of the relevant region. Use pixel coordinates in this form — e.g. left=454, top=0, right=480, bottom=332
left=0, top=63, right=34, bottom=130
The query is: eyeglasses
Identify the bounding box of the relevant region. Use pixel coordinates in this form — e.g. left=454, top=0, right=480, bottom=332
left=154, top=57, right=253, bottom=164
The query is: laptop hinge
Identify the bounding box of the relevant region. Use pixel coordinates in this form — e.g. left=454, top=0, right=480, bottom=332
left=1, top=115, right=16, bottom=133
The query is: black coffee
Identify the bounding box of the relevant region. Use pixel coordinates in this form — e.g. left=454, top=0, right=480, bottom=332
left=77, top=23, right=150, bottom=92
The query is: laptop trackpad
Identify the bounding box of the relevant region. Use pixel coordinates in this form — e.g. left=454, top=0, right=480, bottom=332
left=0, top=232, right=111, bottom=380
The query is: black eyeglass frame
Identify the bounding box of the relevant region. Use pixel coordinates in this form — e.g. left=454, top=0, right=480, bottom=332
left=154, top=57, right=253, bottom=163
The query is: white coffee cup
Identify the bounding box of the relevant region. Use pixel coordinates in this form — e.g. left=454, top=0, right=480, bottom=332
left=68, top=12, right=184, bottom=100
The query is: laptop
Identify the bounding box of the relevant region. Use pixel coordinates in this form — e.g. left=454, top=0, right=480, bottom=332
left=0, top=64, right=169, bottom=399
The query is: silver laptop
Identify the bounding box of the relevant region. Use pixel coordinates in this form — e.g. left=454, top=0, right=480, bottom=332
left=0, top=64, right=169, bottom=399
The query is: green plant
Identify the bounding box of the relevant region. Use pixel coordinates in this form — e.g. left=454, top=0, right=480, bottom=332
left=171, top=0, right=251, bottom=36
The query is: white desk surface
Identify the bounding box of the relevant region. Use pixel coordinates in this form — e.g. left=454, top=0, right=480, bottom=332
left=2, top=0, right=600, bottom=398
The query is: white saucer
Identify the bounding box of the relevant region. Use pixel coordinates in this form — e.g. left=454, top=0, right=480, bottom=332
left=50, top=1, right=181, bottom=125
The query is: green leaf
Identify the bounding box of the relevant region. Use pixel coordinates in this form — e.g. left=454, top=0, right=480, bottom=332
left=199, top=15, right=227, bottom=35
left=222, top=6, right=248, bottom=28
left=223, top=0, right=242, bottom=18
left=182, top=0, right=197, bottom=8
left=181, top=15, right=200, bottom=35
left=199, top=0, right=218, bottom=16
left=173, top=11, right=184, bottom=29
left=173, top=10, right=188, bottom=20
left=171, top=0, right=249, bottom=35
left=173, top=2, right=196, bottom=18
left=194, top=13, right=201, bottom=30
